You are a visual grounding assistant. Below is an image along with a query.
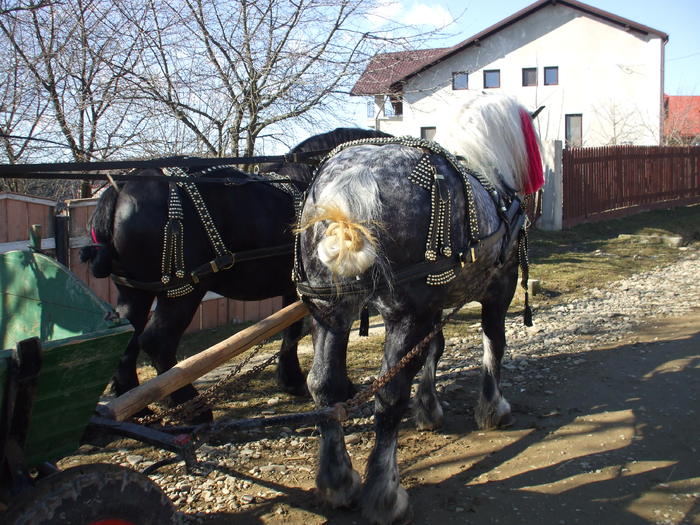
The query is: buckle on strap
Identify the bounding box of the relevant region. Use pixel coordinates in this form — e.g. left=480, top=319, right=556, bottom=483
left=191, top=252, right=236, bottom=284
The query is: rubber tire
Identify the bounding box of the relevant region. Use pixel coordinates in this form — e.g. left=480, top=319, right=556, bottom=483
left=4, top=463, right=179, bottom=525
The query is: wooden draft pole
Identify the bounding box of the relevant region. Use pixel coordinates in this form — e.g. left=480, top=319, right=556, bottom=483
left=98, top=301, right=309, bottom=422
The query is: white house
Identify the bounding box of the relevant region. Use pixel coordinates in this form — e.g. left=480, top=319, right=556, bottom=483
left=352, top=0, right=668, bottom=147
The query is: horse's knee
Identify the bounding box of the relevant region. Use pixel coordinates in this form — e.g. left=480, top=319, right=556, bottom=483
left=307, top=365, right=355, bottom=406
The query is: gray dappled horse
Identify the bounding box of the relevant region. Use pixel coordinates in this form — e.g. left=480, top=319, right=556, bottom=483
left=295, top=93, right=544, bottom=524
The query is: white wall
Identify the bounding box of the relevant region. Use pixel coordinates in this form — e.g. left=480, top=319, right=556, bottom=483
left=369, top=3, right=664, bottom=147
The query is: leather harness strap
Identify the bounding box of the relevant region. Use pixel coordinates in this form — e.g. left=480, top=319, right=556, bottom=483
left=111, top=243, right=293, bottom=293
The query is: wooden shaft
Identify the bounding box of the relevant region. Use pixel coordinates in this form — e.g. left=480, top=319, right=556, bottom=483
left=98, top=300, right=309, bottom=422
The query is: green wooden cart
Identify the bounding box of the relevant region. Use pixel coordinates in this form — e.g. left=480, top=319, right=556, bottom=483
left=0, top=248, right=178, bottom=524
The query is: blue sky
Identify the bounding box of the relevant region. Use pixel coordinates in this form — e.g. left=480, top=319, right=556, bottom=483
left=371, top=0, right=700, bottom=95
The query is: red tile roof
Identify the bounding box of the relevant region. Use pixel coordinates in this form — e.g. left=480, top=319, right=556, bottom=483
left=664, top=95, right=700, bottom=137
left=351, top=47, right=455, bottom=96
left=352, top=0, right=668, bottom=96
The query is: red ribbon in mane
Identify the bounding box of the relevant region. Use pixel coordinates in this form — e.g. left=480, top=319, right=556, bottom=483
left=90, top=226, right=100, bottom=245
left=519, top=108, right=544, bottom=194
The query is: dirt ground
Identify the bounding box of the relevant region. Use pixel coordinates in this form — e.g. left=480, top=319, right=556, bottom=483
left=188, top=308, right=699, bottom=525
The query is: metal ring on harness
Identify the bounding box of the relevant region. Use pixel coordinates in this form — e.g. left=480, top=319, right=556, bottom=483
left=219, top=251, right=236, bottom=271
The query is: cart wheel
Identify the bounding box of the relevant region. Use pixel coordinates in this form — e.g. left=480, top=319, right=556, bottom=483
left=5, top=463, right=178, bottom=525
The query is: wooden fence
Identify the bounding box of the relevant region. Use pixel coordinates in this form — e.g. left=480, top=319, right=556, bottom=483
left=562, top=145, right=700, bottom=227
left=0, top=193, right=283, bottom=334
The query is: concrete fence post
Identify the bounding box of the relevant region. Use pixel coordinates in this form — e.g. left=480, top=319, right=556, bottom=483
left=537, top=139, right=563, bottom=231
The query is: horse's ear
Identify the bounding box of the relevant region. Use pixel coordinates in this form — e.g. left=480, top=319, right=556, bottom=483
left=531, top=106, right=545, bottom=119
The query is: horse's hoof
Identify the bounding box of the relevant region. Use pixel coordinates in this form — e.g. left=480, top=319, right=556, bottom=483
left=412, top=398, right=444, bottom=431
left=280, top=380, right=309, bottom=397
left=361, top=485, right=412, bottom=525
left=498, top=412, right=515, bottom=428
left=317, top=468, right=361, bottom=509
left=475, top=396, right=512, bottom=430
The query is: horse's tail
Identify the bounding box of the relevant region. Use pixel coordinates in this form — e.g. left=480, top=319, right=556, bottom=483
left=79, top=186, right=118, bottom=278
left=299, top=164, right=383, bottom=279
left=300, top=204, right=378, bottom=278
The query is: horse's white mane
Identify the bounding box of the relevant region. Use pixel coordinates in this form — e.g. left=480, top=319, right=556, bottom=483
left=433, top=93, right=538, bottom=194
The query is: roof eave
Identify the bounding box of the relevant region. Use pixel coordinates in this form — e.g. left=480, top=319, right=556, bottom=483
left=389, top=0, right=669, bottom=90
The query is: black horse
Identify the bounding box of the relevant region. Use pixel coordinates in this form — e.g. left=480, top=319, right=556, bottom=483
left=81, top=128, right=388, bottom=421
left=295, top=94, right=544, bottom=524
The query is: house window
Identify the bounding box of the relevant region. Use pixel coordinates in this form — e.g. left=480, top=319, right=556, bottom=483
left=452, top=72, right=468, bottom=90
left=384, top=95, right=403, bottom=117
left=366, top=100, right=375, bottom=118
left=421, top=127, right=436, bottom=141
left=544, top=66, right=559, bottom=86
left=484, top=69, right=500, bottom=89
left=522, top=67, right=537, bottom=86
left=565, top=114, right=582, bottom=147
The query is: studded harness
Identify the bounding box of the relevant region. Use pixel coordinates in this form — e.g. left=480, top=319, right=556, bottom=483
left=110, top=166, right=303, bottom=298
left=293, top=137, right=532, bottom=322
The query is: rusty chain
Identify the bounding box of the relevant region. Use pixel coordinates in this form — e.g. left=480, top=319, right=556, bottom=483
left=135, top=337, right=288, bottom=426
left=339, top=300, right=469, bottom=418
left=132, top=299, right=469, bottom=429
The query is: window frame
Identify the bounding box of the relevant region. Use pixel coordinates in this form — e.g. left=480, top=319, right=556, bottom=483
left=483, top=69, right=501, bottom=89
left=544, top=66, right=559, bottom=86
left=452, top=71, right=469, bottom=90
left=384, top=95, right=403, bottom=117
left=565, top=113, right=583, bottom=147
left=522, top=67, right=537, bottom=87
left=420, top=127, right=436, bottom=141
left=366, top=100, right=375, bottom=118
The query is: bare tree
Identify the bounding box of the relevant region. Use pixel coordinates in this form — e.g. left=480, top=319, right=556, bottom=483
left=0, top=2, right=79, bottom=197
left=120, top=0, right=424, bottom=157
left=1, top=0, right=445, bottom=198
left=0, top=0, right=148, bottom=196
left=591, top=99, right=647, bottom=146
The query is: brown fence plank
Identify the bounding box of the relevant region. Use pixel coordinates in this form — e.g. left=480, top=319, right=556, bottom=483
left=0, top=199, right=7, bottom=242
left=6, top=199, right=29, bottom=242
left=244, top=300, right=260, bottom=322
left=563, top=146, right=700, bottom=227
left=27, top=202, right=54, bottom=237
left=201, top=299, right=219, bottom=330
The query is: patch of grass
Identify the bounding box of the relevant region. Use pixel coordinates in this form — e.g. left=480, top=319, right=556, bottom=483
left=528, top=204, right=699, bottom=303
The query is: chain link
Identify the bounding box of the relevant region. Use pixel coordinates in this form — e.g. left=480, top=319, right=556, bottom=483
left=341, top=300, right=469, bottom=415
left=133, top=339, right=273, bottom=425
left=131, top=302, right=468, bottom=429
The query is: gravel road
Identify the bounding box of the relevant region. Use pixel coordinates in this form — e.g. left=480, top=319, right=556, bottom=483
left=61, top=248, right=700, bottom=524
